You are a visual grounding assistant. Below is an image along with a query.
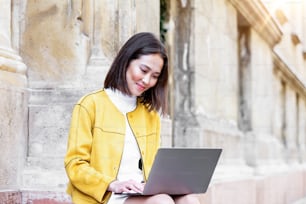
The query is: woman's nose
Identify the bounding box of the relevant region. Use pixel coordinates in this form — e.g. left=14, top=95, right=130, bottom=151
left=142, top=75, right=150, bottom=84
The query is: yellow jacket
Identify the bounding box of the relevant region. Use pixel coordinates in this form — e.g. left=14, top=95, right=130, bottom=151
left=64, top=89, right=161, bottom=204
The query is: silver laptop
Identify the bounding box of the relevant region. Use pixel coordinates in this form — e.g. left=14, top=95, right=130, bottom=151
left=119, top=147, right=222, bottom=196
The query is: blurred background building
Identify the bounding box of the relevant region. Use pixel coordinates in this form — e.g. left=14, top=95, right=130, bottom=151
left=0, top=0, right=305, bottom=203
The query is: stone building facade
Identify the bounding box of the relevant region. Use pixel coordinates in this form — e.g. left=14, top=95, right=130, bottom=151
left=0, top=0, right=305, bottom=203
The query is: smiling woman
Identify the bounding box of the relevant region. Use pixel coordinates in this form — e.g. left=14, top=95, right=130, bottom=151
left=64, top=32, right=200, bottom=204
left=104, top=32, right=169, bottom=114
left=125, top=54, right=163, bottom=96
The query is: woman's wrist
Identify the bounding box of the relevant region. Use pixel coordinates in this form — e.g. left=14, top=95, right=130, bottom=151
left=108, top=180, right=118, bottom=192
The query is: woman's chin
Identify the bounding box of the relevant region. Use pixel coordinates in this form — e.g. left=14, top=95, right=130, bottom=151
left=131, top=89, right=145, bottom=96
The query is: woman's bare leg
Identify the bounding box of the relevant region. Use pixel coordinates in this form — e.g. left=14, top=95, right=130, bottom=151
left=173, top=194, right=201, bottom=204
left=124, top=194, right=175, bottom=204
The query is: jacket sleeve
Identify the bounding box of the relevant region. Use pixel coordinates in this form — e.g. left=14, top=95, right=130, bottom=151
left=64, top=102, right=113, bottom=202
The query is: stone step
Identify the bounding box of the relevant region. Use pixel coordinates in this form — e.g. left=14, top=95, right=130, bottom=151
left=0, top=190, right=72, bottom=204
left=22, top=169, right=68, bottom=190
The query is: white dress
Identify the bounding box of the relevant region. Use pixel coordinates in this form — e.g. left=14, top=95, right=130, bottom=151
left=105, top=88, right=143, bottom=204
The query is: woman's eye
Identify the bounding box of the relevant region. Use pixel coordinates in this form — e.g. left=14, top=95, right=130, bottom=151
left=140, top=67, right=148, bottom=73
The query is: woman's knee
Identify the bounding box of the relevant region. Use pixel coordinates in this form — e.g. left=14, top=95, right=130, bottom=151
left=150, top=194, right=175, bottom=204
left=174, top=194, right=201, bottom=204
left=124, top=193, right=175, bottom=204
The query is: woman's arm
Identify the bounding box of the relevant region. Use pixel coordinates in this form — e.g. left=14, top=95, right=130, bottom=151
left=64, top=103, right=114, bottom=202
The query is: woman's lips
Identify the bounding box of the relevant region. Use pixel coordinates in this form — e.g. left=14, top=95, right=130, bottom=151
left=136, top=83, right=146, bottom=91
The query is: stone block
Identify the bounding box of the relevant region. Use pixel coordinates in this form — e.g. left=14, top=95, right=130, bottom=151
left=256, top=169, right=306, bottom=204
left=0, top=191, right=22, bottom=204
left=0, top=190, right=72, bottom=204
left=21, top=190, right=72, bottom=204
left=0, top=71, right=28, bottom=189
left=28, top=104, right=72, bottom=158
left=199, top=178, right=257, bottom=204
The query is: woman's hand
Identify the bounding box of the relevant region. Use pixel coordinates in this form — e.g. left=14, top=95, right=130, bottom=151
left=108, top=179, right=145, bottom=193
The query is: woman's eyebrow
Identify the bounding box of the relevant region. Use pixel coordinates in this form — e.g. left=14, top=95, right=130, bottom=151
left=141, top=64, right=151, bottom=69
left=141, top=64, right=161, bottom=74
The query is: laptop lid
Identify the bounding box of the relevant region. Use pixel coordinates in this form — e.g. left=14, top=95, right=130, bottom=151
left=142, top=147, right=222, bottom=195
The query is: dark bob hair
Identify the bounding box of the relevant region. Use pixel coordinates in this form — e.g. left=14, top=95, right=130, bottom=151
left=104, top=32, right=168, bottom=114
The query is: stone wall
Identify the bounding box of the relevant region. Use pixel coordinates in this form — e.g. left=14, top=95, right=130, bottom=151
left=1, top=0, right=164, bottom=197
left=20, top=0, right=163, bottom=191
left=165, top=0, right=306, bottom=203
left=0, top=0, right=28, bottom=190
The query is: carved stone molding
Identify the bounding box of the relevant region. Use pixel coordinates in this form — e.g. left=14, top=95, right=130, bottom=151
left=0, top=48, right=27, bottom=74
left=81, top=0, right=110, bottom=66
left=273, top=52, right=306, bottom=98
left=275, top=9, right=288, bottom=25
left=229, top=0, right=282, bottom=47
left=291, top=33, right=301, bottom=45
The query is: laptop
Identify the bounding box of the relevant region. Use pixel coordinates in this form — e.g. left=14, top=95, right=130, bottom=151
left=118, top=147, right=222, bottom=196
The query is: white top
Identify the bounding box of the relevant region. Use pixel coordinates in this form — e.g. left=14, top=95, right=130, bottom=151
left=105, top=88, right=143, bottom=203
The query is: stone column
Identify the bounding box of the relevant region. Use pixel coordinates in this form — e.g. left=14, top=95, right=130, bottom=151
left=80, top=0, right=113, bottom=89
left=0, top=0, right=27, bottom=189
left=272, top=73, right=284, bottom=142
left=135, top=0, right=160, bottom=34
left=118, top=0, right=136, bottom=46
left=249, top=31, right=274, bottom=134
left=0, top=0, right=26, bottom=74
left=271, top=73, right=287, bottom=163
left=284, top=86, right=298, bottom=163
left=244, top=30, right=286, bottom=174
left=298, top=100, right=306, bottom=163
left=170, top=0, right=199, bottom=147
left=21, top=0, right=96, bottom=189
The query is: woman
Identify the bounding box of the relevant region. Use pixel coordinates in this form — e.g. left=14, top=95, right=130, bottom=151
left=64, top=32, right=200, bottom=204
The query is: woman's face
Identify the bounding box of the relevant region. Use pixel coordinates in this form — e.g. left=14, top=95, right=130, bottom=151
left=126, top=54, right=163, bottom=96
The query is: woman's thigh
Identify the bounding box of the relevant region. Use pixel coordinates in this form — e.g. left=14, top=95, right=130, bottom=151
left=173, top=194, right=201, bottom=204
left=124, top=194, right=175, bottom=204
